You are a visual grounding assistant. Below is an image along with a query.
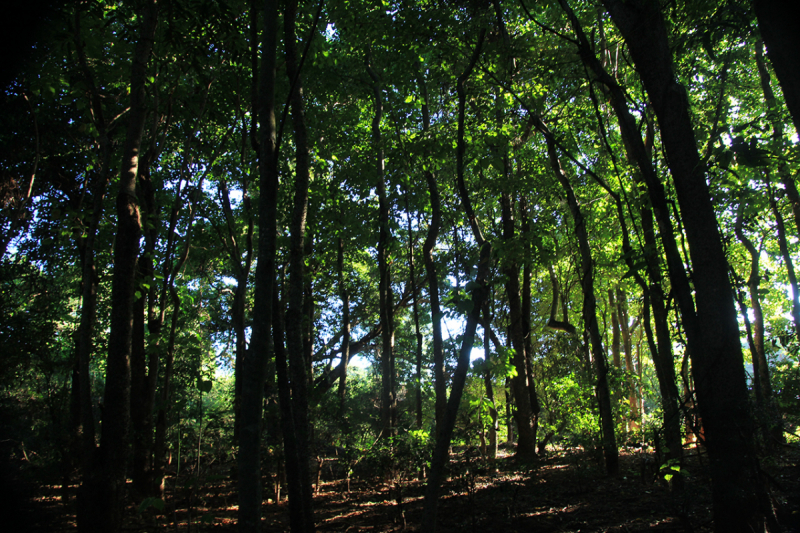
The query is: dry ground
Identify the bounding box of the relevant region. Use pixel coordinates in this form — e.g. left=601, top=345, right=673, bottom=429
left=13, top=444, right=800, bottom=532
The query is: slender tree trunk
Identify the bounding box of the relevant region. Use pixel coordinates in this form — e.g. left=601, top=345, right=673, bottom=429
left=283, top=0, right=315, bottom=528
left=556, top=0, right=685, bottom=479
left=482, top=302, right=498, bottom=461
left=617, top=289, right=640, bottom=430
left=735, top=201, right=783, bottom=445
left=500, top=193, right=537, bottom=457
left=421, top=30, right=487, bottom=532
left=75, top=168, right=108, bottom=489
left=609, top=289, right=621, bottom=368
left=78, top=2, right=158, bottom=531
left=404, top=192, right=424, bottom=429
left=767, top=174, right=800, bottom=340
left=754, top=40, right=800, bottom=237
left=754, top=0, right=800, bottom=136
left=337, top=236, right=350, bottom=412
left=217, top=176, right=254, bottom=446
left=71, top=7, right=113, bottom=501
left=519, top=198, right=540, bottom=443
left=274, top=272, right=307, bottom=532
left=366, top=54, right=396, bottom=441
left=418, top=72, right=446, bottom=438
left=538, top=117, right=618, bottom=475
left=237, top=0, right=278, bottom=528
left=602, top=1, right=772, bottom=528
left=130, top=152, right=161, bottom=498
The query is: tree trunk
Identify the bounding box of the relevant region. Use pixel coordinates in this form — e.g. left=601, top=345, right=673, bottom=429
left=337, top=236, right=350, bottom=413
left=754, top=0, right=800, bottom=136
left=735, top=201, right=783, bottom=445
left=617, top=289, right=640, bottom=431
left=78, top=2, right=158, bottom=531
left=767, top=174, right=800, bottom=340
left=283, top=0, right=315, bottom=528
left=519, top=198, right=540, bottom=443
left=602, top=0, right=772, bottom=528
left=556, top=0, right=685, bottom=479
left=237, top=0, right=278, bottom=529
left=609, top=289, right=621, bottom=369
left=500, top=193, right=537, bottom=457
left=404, top=192, right=424, bottom=429
left=482, top=302, right=498, bottom=461
left=754, top=40, right=800, bottom=237
left=421, top=30, right=486, bottom=532
left=419, top=69, right=446, bottom=437
left=538, top=116, right=618, bottom=476
left=366, top=54, right=396, bottom=441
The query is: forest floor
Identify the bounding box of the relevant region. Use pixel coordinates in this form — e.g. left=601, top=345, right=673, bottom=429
left=14, top=443, right=800, bottom=533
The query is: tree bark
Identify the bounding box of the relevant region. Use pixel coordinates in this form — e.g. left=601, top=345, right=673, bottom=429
left=556, top=0, right=684, bottom=478
left=754, top=0, right=800, bottom=137
left=519, top=197, right=540, bottom=443
left=418, top=72, right=446, bottom=438
left=283, top=0, right=315, bottom=528
left=602, top=0, right=772, bottom=528
left=754, top=40, right=800, bottom=237
left=421, top=30, right=486, bottom=532
left=337, top=236, right=350, bottom=412
left=237, top=0, right=278, bottom=529
left=500, top=193, right=537, bottom=457
left=537, top=116, right=618, bottom=476
left=366, top=53, right=396, bottom=441
left=735, top=201, right=783, bottom=445
left=609, top=289, right=621, bottom=368
left=78, top=2, right=158, bottom=531
left=404, top=191, right=424, bottom=429
left=767, top=174, right=800, bottom=340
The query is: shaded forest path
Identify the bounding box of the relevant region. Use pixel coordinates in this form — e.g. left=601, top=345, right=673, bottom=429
left=19, top=446, right=800, bottom=532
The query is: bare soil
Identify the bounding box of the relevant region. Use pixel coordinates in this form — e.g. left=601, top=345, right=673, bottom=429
left=15, top=444, right=800, bottom=532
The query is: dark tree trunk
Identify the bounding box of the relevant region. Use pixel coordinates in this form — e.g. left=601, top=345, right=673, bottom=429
left=404, top=191, right=424, bottom=429
left=735, top=201, right=783, bottom=445
left=237, top=0, right=278, bottom=529
left=754, top=0, right=800, bottom=137
left=609, top=289, right=621, bottom=368
left=337, top=236, right=350, bottom=412
left=418, top=72, right=446, bottom=437
left=366, top=54, right=396, bottom=441
left=217, top=175, right=254, bottom=445
left=602, top=0, right=772, bottom=528
left=130, top=151, right=161, bottom=498
left=75, top=167, right=108, bottom=487
left=538, top=116, right=618, bottom=476
left=482, top=302, right=499, bottom=460
left=754, top=40, right=800, bottom=237
left=71, top=6, right=113, bottom=497
left=283, top=0, right=316, bottom=528
left=273, top=274, right=304, bottom=530
left=519, top=198, right=540, bottom=443
left=617, top=289, right=640, bottom=430
left=556, top=0, right=685, bottom=477
left=78, top=2, right=158, bottom=531
left=500, top=193, right=537, bottom=457
left=767, top=175, right=800, bottom=340
left=421, top=30, right=486, bottom=532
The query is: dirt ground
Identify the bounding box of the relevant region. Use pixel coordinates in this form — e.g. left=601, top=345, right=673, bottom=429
left=15, top=444, right=800, bottom=532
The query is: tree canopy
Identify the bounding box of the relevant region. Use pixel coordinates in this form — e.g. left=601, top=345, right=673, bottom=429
left=1, top=0, right=799, bottom=531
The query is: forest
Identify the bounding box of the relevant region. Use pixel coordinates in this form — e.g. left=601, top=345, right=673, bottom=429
left=1, top=0, right=799, bottom=531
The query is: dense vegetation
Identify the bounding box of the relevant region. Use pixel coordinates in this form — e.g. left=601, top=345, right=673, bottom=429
left=1, top=0, right=799, bottom=531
